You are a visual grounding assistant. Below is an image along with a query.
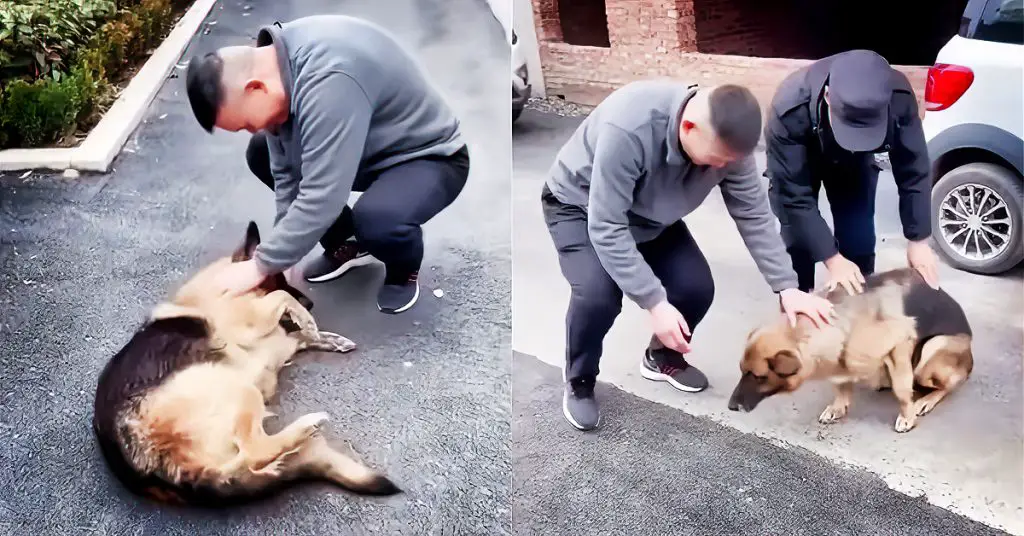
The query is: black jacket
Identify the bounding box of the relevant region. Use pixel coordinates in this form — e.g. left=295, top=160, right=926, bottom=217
left=763, top=51, right=932, bottom=263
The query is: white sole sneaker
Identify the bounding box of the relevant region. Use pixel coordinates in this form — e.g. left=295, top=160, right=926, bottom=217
left=377, top=280, right=420, bottom=314
left=561, top=390, right=591, bottom=431
left=306, top=253, right=378, bottom=283
left=639, top=365, right=706, bottom=393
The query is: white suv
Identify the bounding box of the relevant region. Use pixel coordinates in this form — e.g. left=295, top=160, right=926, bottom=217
left=922, top=0, right=1024, bottom=275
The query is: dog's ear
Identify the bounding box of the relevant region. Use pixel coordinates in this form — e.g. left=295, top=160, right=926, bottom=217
left=232, top=221, right=261, bottom=262
left=768, top=349, right=801, bottom=377
left=244, top=221, right=261, bottom=254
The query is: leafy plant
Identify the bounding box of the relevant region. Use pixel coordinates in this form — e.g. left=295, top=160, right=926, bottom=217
left=0, top=0, right=117, bottom=81
left=0, top=0, right=182, bottom=149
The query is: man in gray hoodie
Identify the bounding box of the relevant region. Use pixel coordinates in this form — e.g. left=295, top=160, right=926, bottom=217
left=542, top=80, right=835, bottom=431
left=185, top=15, right=469, bottom=314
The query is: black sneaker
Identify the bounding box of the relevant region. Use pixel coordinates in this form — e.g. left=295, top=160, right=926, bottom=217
left=562, top=376, right=600, bottom=431
left=304, top=241, right=377, bottom=283
left=640, top=347, right=708, bottom=393
left=377, top=270, right=420, bottom=314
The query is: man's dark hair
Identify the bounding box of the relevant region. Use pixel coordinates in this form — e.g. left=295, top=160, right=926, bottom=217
left=707, top=84, right=762, bottom=154
left=185, top=53, right=224, bottom=133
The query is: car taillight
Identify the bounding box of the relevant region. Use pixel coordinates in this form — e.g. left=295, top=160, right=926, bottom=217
left=925, top=63, right=974, bottom=112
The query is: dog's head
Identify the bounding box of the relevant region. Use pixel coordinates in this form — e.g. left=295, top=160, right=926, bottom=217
left=727, top=321, right=807, bottom=413
left=231, top=221, right=314, bottom=311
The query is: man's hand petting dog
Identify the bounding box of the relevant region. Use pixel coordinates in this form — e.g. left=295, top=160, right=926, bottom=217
left=779, top=288, right=835, bottom=329
left=213, top=258, right=269, bottom=297
left=649, top=300, right=692, bottom=354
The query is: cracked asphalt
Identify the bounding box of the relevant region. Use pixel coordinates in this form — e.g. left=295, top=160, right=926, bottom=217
left=0, top=0, right=511, bottom=534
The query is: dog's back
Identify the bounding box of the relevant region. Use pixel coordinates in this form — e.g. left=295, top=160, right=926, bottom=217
left=92, top=315, right=221, bottom=504
left=823, top=268, right=973, bottom=365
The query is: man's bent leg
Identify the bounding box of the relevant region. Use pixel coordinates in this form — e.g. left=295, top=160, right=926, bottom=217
left=351, top=147, right=471, bottom=314
left=824, top=158, right=879, bottom=278
left=245, top=133, right=364, bottom=282
left=638, top=221, right=715, bottom=393
left=542, top=186, right=622, bottom=431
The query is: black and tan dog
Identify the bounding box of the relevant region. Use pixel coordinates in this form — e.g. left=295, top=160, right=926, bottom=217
left=92, top=221, right=401, bottom=506
left=728, top=267, right=973, bottom=433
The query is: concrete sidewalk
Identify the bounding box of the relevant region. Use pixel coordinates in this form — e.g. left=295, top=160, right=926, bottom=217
left=511, top=108, right=1024, bottom=534
left=0, top=0, right=511, bottom=534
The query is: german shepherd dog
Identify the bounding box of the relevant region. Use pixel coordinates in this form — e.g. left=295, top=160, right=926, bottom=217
left=92, top=221, right=401, bottom=505
left=728, top=267, right=974, bottom=433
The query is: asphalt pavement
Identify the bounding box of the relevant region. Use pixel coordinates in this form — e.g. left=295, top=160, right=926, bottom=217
left=0, top=0, right=511, bottom=535
left=511, top=107, right=1024, bottom=535
left=512, top=351, right=1009, bottom=536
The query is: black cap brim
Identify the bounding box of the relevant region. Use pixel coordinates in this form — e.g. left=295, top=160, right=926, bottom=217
left=830, top=106, right=888, bottom=153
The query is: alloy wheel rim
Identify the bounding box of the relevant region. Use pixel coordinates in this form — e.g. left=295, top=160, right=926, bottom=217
left=938, top=183, right=1014, bottom=261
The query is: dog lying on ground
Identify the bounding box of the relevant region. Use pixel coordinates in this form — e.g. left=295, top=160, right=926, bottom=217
left=728, top=267, right=973, bottom=433
left=92, top=221, right=401, bottom=506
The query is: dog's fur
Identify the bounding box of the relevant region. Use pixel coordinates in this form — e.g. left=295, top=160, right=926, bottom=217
left=728, top=267, right=974, bottom=433
left=92, top=222, right=401, bottom=506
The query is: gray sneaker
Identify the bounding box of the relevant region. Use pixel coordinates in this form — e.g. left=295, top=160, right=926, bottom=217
left=562, top=376, right=600, bottom=431
left=640, top=347, right=709, bottom=392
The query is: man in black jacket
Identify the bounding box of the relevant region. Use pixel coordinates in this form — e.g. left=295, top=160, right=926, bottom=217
left=764, top=49, right=939, bottom=295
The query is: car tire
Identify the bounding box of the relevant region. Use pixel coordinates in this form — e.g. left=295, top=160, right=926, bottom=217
left=930, top=162, right=1024, bottom=275
left=512, top=104, right=524, bottom=123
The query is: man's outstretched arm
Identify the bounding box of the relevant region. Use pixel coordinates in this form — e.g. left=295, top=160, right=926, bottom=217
left=254, top=72, right=372, bottom=275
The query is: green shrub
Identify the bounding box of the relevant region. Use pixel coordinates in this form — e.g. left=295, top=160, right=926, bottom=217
left=0, top=67, right=98, bottom=147
left=0, top=0, right=117, bottom=81
left=0, top=0, right=182, bottom=149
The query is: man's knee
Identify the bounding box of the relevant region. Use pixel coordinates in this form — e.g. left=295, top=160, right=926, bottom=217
left=569, top=273, right=623, bottom=318
left=351, top=203, right=408, bottom=246
left=834, top=213, right=877, bottom=259
left=245, top=133, right=273, bottom=189
left=666, top=273, right=715, bottom=323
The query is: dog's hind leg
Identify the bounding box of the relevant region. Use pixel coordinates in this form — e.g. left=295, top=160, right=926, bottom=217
left=912, top=335, right=973, bottom=417
left=258, top=290, right=357, bottom=355
left=884, top=338, right=919, bottom=433
left=223, top=386, right=329, bottom=477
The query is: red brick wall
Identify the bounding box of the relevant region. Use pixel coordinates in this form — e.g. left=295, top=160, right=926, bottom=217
left=694, top=0, right=807, bottom=58
left=531, top=0, right=928, bottom=115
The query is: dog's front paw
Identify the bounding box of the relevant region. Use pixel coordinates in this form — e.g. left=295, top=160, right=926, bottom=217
left=914, top=397, right=939, bottom=416
left=893, top=413, right=917, bottom=433
left=818, top=403, right=848, bottom=424
left=318, top=331, right=357, bottom=353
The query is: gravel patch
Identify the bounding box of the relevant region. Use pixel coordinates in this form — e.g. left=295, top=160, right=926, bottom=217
left=525, top=97, right=593, bottom=117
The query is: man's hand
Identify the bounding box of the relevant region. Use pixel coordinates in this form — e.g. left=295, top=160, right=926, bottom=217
left=779, top=288, right=835, bottom=329
left=648, top=300, right=692, bottom=354
left=823, top=253, right=866, bottom=295
left=212, top=259, right=269, bottom=297
left=907, top=239, right=940, bottom=289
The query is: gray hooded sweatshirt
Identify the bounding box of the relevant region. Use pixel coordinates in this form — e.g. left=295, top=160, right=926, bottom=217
left=545, top=79, right=799, bottom=310
left=252, top=15, right=465, bottom=273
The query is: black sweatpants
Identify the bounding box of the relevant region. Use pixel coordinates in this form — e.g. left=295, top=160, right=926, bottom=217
left=541, top=185, right=716, bottom=383
left=769, top=156, right=880, bottom=292
left=246, top=132, right=470, bottom=275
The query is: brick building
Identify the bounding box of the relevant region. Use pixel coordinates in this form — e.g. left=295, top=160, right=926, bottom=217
left=529, top=0, right=968, bottom=109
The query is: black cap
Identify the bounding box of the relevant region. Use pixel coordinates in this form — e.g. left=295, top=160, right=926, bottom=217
left=827, top=50, right=892, bottom=152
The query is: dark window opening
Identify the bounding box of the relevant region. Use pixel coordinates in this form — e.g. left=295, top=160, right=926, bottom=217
left=963, top=0, right=1024, bottom=45
left=557, top=0, right=611, bottom=47
left=694, top=0, right=971, bottom=65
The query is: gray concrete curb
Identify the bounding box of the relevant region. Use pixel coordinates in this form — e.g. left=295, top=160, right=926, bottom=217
left=0, top=0, right=219, bottom=173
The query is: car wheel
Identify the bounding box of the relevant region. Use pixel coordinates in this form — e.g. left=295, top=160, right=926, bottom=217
left=512, top=104, right=524, bottom=123
left=931, top=162, right=1024, bottom=275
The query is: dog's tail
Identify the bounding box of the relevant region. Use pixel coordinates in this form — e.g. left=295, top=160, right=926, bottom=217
left=305, top=437, right=402, bottom=496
